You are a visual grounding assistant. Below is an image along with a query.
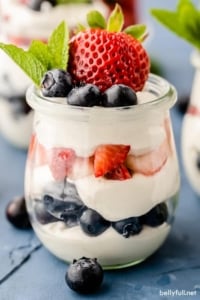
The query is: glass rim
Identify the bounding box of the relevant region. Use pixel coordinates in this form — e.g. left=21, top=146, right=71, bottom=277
left=26, top=73, right=177, bottom=119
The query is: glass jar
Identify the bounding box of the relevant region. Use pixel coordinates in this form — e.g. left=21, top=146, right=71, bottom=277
left=25, top=74, right=180, bottom=269
left=182, top=50, right=200, bottom=195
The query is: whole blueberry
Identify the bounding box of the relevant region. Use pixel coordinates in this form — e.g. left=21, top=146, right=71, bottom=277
left=27, top=0, right=56, bottom=11
left=34, top=200, right=59, bottom=225
left=102, top=84, right=137, bottom=107
left=142, top=203, right=168, bottom=227
left=112, top=217, right=142, bottom=238
left=79, top=208, right=110, bottom=236
left=6, top=196, right=32, bottom=229
left=41, top=69, right=72, bottom=97
left=7, top=94, right=31, bottom=116
left=65, top=257, right=104, bottom=294
left=67, top=84, right=101, bottom=107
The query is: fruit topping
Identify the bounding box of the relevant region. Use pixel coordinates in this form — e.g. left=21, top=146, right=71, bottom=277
left=94, top=144, right=130, bottom=177
left=102, top=84, right=137, bottom=107
left=142, top=202, right=168, bottom=227
left=126, top=139, right=169, bottom=176
left=79, top=208, right=110, bottom=236
left=67, top=83, right=101, bottom=106
left=105, top=164, right=131, bottom=180
left=47, top=147, right=76, bottom=181
left=6, top=196, right=32, bottom=229
left=41, top=69, right=72, bottom=97
left=65, top=257, right=104, bottom=294
left=112, top=217, right=142, bottom=238
left=68, top=5, right=149, bottom=92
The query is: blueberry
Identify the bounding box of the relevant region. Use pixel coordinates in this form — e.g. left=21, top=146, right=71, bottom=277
left=112, top=217, right=142, bottom=238
left=65, top=257, right=104, bottom=294
left=41, top=69, right=72, bottom=97
left=43, top=194, right=84, bottom=226
left=102, top=84, right=137, bottom=107
left=176, top=95, right=190, bottom=114
left=27, top=0, right=56, bottom=11
left=142, top=203, right=168, bottom=227
left=79, top=208, right=110, bottom=236
left=6, top=196, right=32, bottom=229
left=196, top=153, right=200, bottom=170
left=67, top=84, right=101, bottom=107
left=7, top=94, right=31, bottom=116
left=34, top=200, right=59, bottom=225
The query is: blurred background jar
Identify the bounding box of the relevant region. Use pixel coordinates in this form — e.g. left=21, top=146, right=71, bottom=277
left=0, top=0, right=109, bottom=149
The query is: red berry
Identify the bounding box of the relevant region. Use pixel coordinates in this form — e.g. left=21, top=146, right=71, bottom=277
left=94, top=144, right=130, bottom=177
left=105, top=164, right=132, bottom=180
left=126, top=139, right=169, bottom=176
left=28, top=134, right=47, bottom=166
left=47, top=147, right=76, bottom=181
left=68, top=29, right=150, bottom=92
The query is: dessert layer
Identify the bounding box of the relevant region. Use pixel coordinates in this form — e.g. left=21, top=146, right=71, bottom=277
left=33, top=221, right=171, bottom=265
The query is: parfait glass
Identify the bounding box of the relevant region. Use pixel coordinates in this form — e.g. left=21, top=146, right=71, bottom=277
left=25, top=73, right=180, bottom=269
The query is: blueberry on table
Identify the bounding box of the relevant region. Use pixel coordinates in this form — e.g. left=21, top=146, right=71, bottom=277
left=41, top=69, right=72, bottom=97
left=102, top=84, right=137, bottom=107
left=67, top=84, right=101, bottom=107
left=142, top=203, right=168, bottom=227
left=6, top=196, right=32, bottom=229
left=112, top=217, right=142, bottom=238
left=65, top=257, right=104, bottom=294
left=79, top=208, right=110, bottom=236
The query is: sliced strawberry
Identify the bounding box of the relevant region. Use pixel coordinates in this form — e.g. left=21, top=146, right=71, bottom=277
left=28, top=134, right=47, bottom=166
left=94, top=144, right=130, bottom=177
left=126, top=139, right=169, bottom=176
left=68, top=156, right=94, bottom=180
left=47, top=148, right=76, bottom=181
left=105, top=164, right=132, bottom=180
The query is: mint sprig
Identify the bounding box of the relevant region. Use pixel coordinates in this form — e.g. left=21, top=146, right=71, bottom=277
left=151, top=0, right=200, bottom=50
left=0, top=21, right=69, bottom=86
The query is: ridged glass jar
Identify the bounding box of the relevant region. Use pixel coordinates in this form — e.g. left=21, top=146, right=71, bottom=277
left=25, top=74, right=180, bottom=269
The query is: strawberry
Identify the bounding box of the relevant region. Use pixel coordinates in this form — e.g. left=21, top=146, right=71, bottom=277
left=126, top=139, right=169, bottom=176
left=28, top=134, right=47, bottom=166
left=94, top=144, right=130, bottom=177
left=68, top=5, right=150, bottom=92
left=105, top=164, right=132, bottom=180
left=47, top=147, right=76, bottom=181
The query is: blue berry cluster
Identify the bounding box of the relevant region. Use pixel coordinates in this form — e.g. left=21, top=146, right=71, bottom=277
left=41, top=69, right=138, bottom=107
left=34, top=181, right=169, bottom=238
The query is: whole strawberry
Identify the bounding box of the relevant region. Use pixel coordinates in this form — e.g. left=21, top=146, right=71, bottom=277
left=68, top=4, right=150, bottom=92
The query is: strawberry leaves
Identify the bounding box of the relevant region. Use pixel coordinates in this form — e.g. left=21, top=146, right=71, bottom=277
left=151, top=0, right=200, bottom=50
left=0, top=21, right=69, bottom=86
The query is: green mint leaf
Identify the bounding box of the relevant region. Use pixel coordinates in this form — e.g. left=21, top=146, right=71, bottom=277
left=29, top=40, right=52, bottom=69
left=107, top=3, right=124, bottom=32
left=124, top=24, right=147, bottom=41
left=87, top=10, right=106, bottom=29
left=0, top=43, right=46, bottom=86
left=48, top=21, right=69, bottom=70
left=151, top=0, right=200, bottom=50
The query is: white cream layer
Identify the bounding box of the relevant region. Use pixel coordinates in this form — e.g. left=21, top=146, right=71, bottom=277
left=33, top=221, right=171, bottom=266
